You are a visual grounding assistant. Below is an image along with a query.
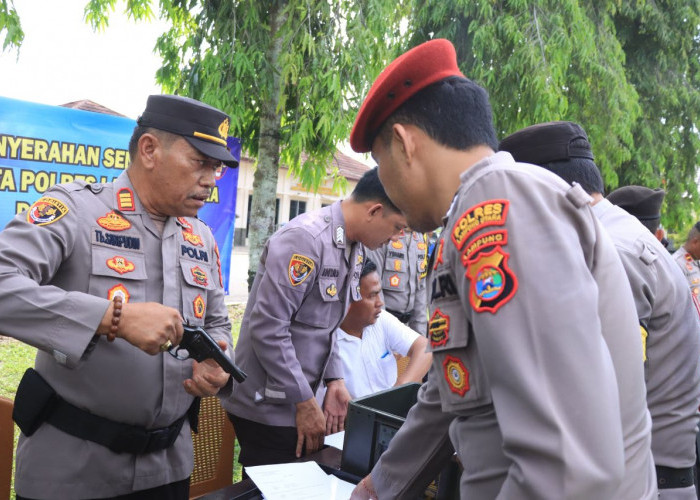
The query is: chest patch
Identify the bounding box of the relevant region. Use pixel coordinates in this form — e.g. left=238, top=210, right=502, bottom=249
left=191, top=266, right=209, bottom=287
left=429, top=308, right=450, bottom=348
left=193, top=294, right=206, bottom=318
left=182, top=231, right=204, bottom=246
left=108, top=283, right=130, bottom=303
left=106, top=256, right=135, bottom=275
left=289, top=254, right=314, bottom=286
left=443, top=355, right=469, bottom=396
left=97, top=211, right=131, bottom=231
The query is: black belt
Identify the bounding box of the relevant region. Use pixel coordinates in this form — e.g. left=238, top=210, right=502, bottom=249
left=13, top=368, right=190, bottom=455
left=656, top=465, right=695, bottom=489
left=386, top=309, right=412, bottom=324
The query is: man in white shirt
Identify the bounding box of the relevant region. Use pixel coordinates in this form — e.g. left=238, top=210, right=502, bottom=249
left=337, top=258, right=432, bottom=399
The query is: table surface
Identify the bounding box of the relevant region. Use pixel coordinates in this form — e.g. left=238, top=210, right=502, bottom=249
left=198, top=446, right=349, bottom=500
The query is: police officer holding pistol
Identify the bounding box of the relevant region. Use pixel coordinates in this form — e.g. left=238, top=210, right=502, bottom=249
left=2, top=95, right=236, bottom=500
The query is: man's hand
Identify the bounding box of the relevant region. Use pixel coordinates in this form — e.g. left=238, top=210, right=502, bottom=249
left=322, top=379, right=351, bottom=435
left=99, top=301, right=183, bottom=355
left=184, top=340, right=231, bottom=396
left=295, top=397, right=326, bottom=457
left=350, top=475, right=378, bottom=500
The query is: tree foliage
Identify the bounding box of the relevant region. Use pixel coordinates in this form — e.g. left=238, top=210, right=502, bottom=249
left=0, top=0, right=24, bottom=53
left=409, top=0, right=700, bottom=232
left=85, top=0, right=408, bottom=285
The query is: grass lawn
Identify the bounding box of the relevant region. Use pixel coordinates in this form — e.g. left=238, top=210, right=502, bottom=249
left=0, top=303, right=245, bottom=499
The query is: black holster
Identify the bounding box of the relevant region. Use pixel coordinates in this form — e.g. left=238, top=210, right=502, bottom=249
left=12, top=368, right=193, bottom=454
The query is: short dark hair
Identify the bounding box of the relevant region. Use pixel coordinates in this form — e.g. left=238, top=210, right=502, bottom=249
left=127, top=126, right=177, bottom=159
left=540, top=139, right=605, bottom=195
left=351, top=167, right=401, bottom=213
left=377, top=76, right=498, bottom=152
left=361, top=258, right=377, bottom=279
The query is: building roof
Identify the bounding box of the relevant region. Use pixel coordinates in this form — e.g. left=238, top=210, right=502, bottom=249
left=60, top=100, right=127, bottom=117
left=331, top=151, right=372, bottom=181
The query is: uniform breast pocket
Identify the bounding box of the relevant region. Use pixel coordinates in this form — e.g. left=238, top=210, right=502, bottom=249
left=180, top=260, right=216, bottom=325
left=88, top=246, right=147, bottom=302
left=294, top=278, right=341, bottom=329
left=428, top=304, right=492, bottom=412
left=382, top=260, right=408, bottom=292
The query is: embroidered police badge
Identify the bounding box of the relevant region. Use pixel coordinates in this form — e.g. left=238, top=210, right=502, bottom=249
left=391, top=240, right=404, bottom=249
left=429, top=308, right=450, bottom=348
left=97, top=211, right=132, bottom=231
left=27, top=197, right=68, bottom=226
left=389, top=274, right=400, bottom=287
left=106, top=256, right=136, bottom=275
left=465, top=247, right=518, bottom=313
left=177, top=217, right=194, bottom=232
left=182, top=231, right=204, bottom=246
left=289, top=254, right=315, bottom=286
left=443, top=355, right=469, bottom=396
left=107, top=284, right=130, bottom=303
left=193, top=294, right=206, bottom=318
left=191, top=266, right=209, bottom=287
left=452, top=200, right=508, bottom=250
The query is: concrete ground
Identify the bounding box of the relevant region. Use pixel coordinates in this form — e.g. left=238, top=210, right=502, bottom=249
left=225, top=246, right=250, bottom=305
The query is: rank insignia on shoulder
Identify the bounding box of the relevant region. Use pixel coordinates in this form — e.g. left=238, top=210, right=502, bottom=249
left=106, top=256, right=135, bottom=275
left=429, top=308, right=450, bottom=348
left=389, top=274, right=400, bottom=287
left=465, top=246, right=518, bottom=313
left=27, top=197, right=68, bottom=226
left=193, top=294, right=206, bottom=318
left=289, top=254, right=315, bottom=286
left=443, top=355, right=469, bottom=396
left=108, top=284, right=130, bottom=303
left=182, top=231, right=204, bottom=246
left=452, top=200, right=509, bottom=251
left=326, top=283, right=338, bottom=297
left=117, top=188, right=135, bottom=211
left=97, top=211, right=132, bottom=231
left=335, top=226, right=345, bottom=245
left=191, top=266, right=209, bottom=287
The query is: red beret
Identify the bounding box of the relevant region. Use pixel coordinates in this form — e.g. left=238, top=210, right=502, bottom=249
left=349, top=39, right=465, bottom=153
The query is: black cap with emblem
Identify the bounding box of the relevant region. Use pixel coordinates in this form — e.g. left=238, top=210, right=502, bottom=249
left=137, top=94, right=238, bottom=168
left=607, top=185, right=665, bottom=232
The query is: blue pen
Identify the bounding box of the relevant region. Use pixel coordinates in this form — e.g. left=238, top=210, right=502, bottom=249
left=381, top=350, right=390, bottom=359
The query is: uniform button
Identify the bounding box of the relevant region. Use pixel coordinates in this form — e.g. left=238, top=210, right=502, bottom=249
left=324, top=216, right=331, bottom=222
left=90, top=184, right=103, bottom=193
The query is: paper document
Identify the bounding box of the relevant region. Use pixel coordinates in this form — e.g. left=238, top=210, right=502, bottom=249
left=325, top=430, right=345, bottom=450
left=245, top=461, right=355, bottom=500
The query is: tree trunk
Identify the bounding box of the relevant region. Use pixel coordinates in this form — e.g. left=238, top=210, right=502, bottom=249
left=246, top=1, right=287, bottom=290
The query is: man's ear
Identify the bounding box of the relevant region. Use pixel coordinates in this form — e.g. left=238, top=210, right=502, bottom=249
left=367, top=202, right=384, bottom=218
left=138, top=133, right=159, bottom=170
left=392, top=123, right=416, bottom=164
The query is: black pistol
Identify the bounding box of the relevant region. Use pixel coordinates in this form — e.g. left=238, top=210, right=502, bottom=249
left=177, top=324, right=247, bottom=383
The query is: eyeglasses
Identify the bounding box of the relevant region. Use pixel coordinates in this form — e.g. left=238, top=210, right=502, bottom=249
left=191, top=158, right=226, bottom=176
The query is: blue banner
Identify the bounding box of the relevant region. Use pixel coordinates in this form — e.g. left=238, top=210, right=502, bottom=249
left=0, top=96, right=238, bottom=293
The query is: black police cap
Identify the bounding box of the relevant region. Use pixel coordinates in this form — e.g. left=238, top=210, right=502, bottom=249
left=499, top=121, right=594, bottom=165
left=607, top=186, right=665, bottom=221
left=137, top=95, right=238, bottom=168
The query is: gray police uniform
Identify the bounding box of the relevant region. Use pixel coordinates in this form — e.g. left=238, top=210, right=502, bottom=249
left=594, top=199, right=700, bottom=498
left=673, top=247, right=700, bottom=301
left=371, top=152, right=656, bottom=499
left=367, top=230, right=429, bottom=334
left=222, top=201, right=362, bottom=427
left=0, top=172, right=232, bottom=499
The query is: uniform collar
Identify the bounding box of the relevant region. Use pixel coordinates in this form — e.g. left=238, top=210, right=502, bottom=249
left=591, top=197, right=614, bottom=218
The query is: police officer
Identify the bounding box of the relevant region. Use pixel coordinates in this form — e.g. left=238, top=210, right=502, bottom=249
left=673, top=223, right=700, bottom=300
left=367, top=228, right=429, bottom=334
left=501, top=122, right=700, bottom=499
left=2, top=94, right=236, bottom=500
left=221, top=167, right=406, bottom=469
left=349, top=39, right=655, bottom=499
left=607, top=186, right=676, bottom=253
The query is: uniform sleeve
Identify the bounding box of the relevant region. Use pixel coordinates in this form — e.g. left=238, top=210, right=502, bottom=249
left=371, top=367, right=455, bottom=498
left=452, top=171, right=625, bottom=497
left=247, top=227, right=322, bottom=403
left=0, top=190, right=109, bottom=368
